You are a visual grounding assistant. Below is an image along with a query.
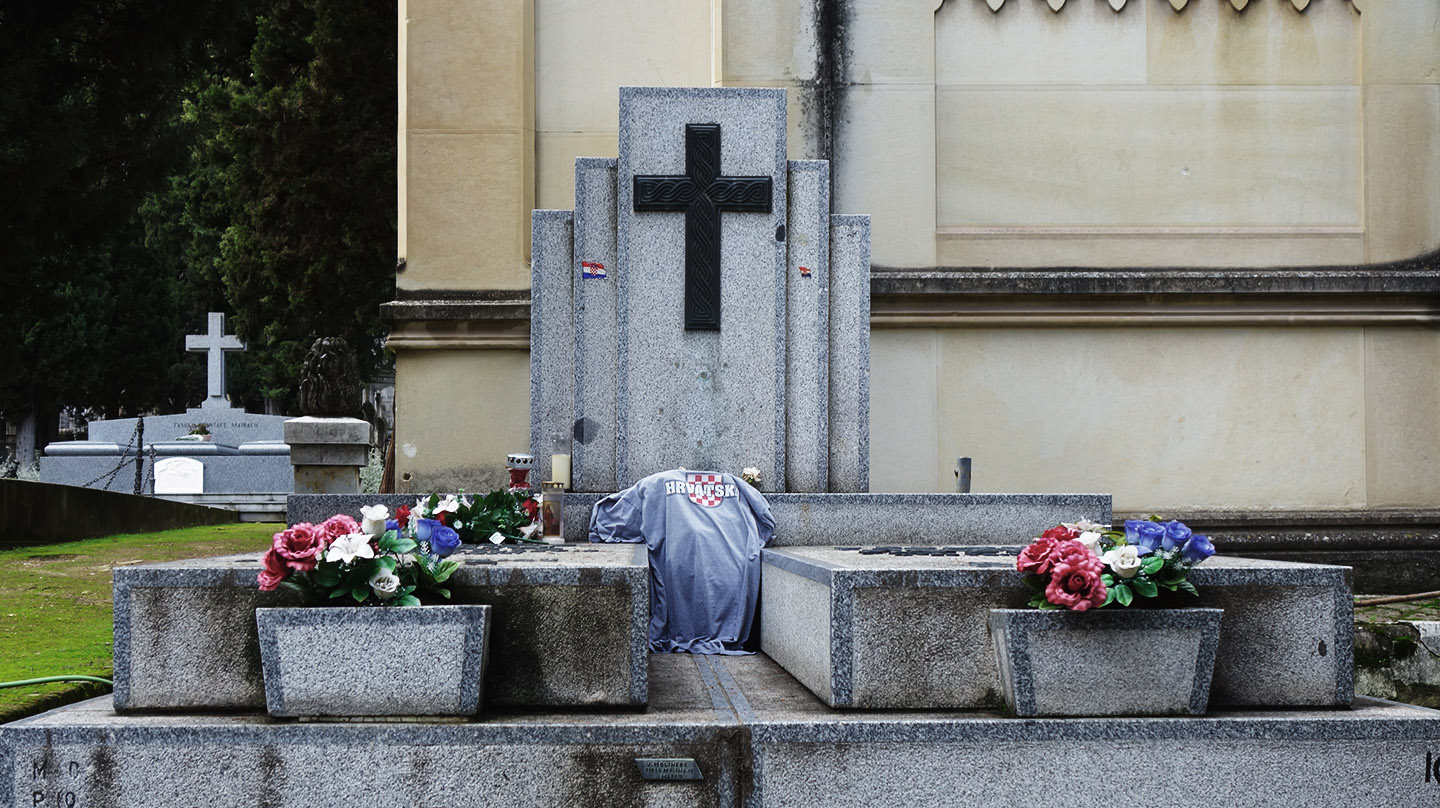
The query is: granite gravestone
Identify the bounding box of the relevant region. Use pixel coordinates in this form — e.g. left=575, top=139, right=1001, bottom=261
left=38, top=313, right=292, bottom=498
left=532, top=87, right=870, bottom=493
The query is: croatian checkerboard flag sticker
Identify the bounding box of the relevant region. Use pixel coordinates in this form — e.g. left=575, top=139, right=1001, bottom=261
left=686, top=473, right=724, bottom=507
left=582, top=260, right=607, bottom=279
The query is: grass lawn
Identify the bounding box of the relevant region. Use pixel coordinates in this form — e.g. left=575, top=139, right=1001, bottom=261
left=0, top=523, right=279, bottom=723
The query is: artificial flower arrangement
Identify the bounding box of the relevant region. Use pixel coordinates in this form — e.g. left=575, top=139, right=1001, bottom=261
left=257, top=490, right=541, bottom=606
left=1016, top=517, right=1216, bottom=611
left=740, top=466, right=762, bottom=487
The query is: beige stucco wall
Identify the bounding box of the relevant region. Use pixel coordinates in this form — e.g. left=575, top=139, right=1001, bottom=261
left=393, top=349, right=531, bottom=492
left=870, top=325, right=1440, bottom=510
left=393, top=0, right=1440, bottom=508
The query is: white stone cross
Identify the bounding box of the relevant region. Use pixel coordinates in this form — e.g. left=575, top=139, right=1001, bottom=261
left=185, top=312, right=245, bottom=407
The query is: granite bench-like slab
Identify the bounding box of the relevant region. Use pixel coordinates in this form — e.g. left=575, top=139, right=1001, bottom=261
left=760, top=546, right=1352, bottom=710
left=4, top=655, right=1436, bottom=807
left=112, top=544, right=648, bottom=711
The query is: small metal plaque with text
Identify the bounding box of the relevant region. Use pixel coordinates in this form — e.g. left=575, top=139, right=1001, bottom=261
left=635, top=757, right=703, bottom=781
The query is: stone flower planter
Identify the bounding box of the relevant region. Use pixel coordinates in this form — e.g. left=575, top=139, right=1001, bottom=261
left=989, top=607, right=1223, bottom=717
left=256, top=605, right=491, bottom=718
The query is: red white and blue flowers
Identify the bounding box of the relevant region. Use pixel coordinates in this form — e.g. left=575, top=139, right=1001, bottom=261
left=1017, top=518, right=1216, bottom=611
left=257, top=505, right=461, bottom=607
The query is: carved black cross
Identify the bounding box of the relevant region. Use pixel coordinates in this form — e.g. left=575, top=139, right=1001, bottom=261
left=633, top=123, right=773, bottom=330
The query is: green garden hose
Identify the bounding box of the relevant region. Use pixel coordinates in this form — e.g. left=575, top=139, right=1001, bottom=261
left=0, top=675, right=112, bottom=688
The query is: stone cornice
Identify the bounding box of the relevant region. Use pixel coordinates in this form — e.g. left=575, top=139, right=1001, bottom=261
left=382, top=250, right=1440, bottom=343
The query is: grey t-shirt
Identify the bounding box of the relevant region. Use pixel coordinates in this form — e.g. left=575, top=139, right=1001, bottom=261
left=588, top=469, right=775, bottom=654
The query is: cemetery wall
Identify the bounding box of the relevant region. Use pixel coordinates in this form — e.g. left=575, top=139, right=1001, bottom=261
left=388, top=0, right=1440, bottom=512
left=0, top=479, right=236, bottom=546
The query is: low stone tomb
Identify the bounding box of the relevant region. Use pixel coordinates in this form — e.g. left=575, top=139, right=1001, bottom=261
left=113, top=544, right=648, bottom=711
left=760, top=546, right=1352, bottom=710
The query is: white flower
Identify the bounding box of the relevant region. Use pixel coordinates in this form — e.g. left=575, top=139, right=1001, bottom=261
left=325, top=533, right=376, bottom=565
left=359, top=504, right=390, bottom=537
left=1065, top=519, right=1110, bottom=534
left=1076, top=531, right=1103, bottom=553
left=1102, top=545, right=1143, bottom=579
left=434, top=495, right=461, bottom=514
left=368, top=569, right=400, bottom=600
left=741, top=467, right=762, bottom=485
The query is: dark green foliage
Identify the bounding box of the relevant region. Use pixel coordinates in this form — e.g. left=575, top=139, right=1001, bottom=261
left=0, top=2, right=260, bottom=438
left=1, top=0, right=395, bottom=436
left=168, top=0, right=398, bottom=407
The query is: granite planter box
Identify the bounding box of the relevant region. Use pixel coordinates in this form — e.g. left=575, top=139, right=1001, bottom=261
left=256, top=605, right=491, bottom=718
left=989, top=608, right=1223, bottom=718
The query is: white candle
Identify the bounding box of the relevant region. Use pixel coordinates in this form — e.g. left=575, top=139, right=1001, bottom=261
left=551, top=453, right=572, bottom=489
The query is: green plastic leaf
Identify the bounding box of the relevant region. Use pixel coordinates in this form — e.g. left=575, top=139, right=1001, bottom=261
left=1131, top=577, right=1158, bottom=598
left=390, top=538, right=417, bottom=553
left=1177, top=580, right=1199, bottom=597
left=314, top=566, right=341, bottom=587
left=376, top=556, right=398, bottom=572
left=432, top=560, right=460, bottom=583
left=351, top=586, right=369, bottom=603
left=328, top=587, right=350, bottom=599
left=432, top=586, right=451, bottom=600
left=395, top=594, right=422, bottom=607
left=1100, top=573, right=1115, bottom=587
left=1101, top=587, right=1116, bottom=608
left=1027, top=593, right=1049, bottom=609
left=1141, top=555, right=1165, bottom=575
left=1114, top=582, right=1133, bottom=607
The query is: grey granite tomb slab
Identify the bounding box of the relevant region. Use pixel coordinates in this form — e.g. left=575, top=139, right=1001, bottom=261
left=112, top=545, right=648, bottom=711
left=290, top=491, right=1110, bottom=547
left=529, top=209, right=575, bottom=486
left=290, top=492, right=1109, bottom=548
left=6, top=655, right=1440, bottom=808
left=827, top=215, right=870, bottom=492
left=572, top=158, right=620, bottom=492
left=615, top=86, right=788, bottom=491
left=760, top=546, right=1352, bottom=709
left=784, top=160, right=830, bottom=493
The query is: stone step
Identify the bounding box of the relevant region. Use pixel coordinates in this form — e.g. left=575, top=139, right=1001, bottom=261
left=4, top=654, right=1438, bottom=807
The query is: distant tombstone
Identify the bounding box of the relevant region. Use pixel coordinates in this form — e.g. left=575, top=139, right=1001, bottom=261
left=154, top=457, right=204, bottom=494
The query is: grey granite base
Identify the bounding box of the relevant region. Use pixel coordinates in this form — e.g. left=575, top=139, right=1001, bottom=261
left=4, top=655, right=1439, bottom=808
left=761, top=547, right=1352, bottom=709
left=289, top=491, right=1111, bottom=546
left=114, top=546, right=648, bottom=711
left=989, top=607, right=1222, bottom=717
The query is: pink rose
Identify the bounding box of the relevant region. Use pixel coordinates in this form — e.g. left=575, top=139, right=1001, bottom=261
left=1041, top=525, right=1080, bottom=541
left=1016, top=536, right=1060, bottom=575
left=272, top=523, right=326, bottom=572
left=318, top=514, right=361, bottom=541
left=257, top=549, right=289, bottom=591
left=1045, top=559, right=1108, bottom=611
left=1051, top=540, right=1103, bottom=575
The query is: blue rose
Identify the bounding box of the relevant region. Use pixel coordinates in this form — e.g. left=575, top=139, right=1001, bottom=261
left=385, top=519, right=400, bottom=532
left=429, top=524, right=462, bottom=557
left=415, top=517, right=439, bottom=542
left=1181, top=534, right=1215, bottom=565
left=1161, top=520, right=1192, bottom=551
left=1124, top=520, right=1165, bottom=555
